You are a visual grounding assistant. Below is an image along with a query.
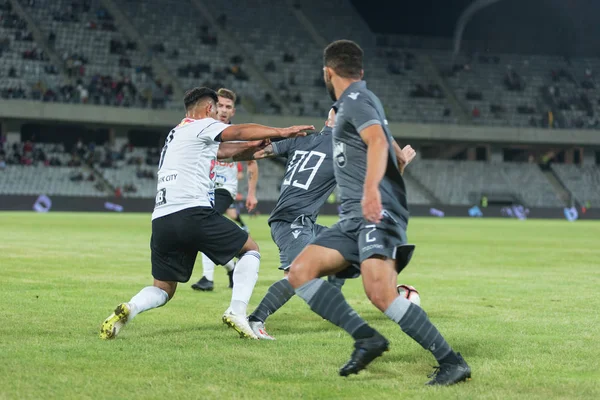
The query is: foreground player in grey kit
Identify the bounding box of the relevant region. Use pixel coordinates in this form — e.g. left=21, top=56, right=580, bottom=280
left=236, top=108, right=416, bottom=340
left=286, top=40, right=471, bottom=385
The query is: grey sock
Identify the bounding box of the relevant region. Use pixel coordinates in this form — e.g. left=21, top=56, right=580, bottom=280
left=296, top=279, right=369, bottom=338
left=327, top=275, right=346, bottom=290
left=385, top=296, right=453, bottom=362
left=248, top=278, right=295, bottom=323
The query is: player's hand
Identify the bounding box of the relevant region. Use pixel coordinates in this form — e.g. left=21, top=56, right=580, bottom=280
left=397, top=145, right=416, bottom=174
left=246, top=140, right=265, bottom=148
left=362, top=187, right=382, bottom=223
left=246, top=194, right=258, bottom=212
left=279, top=125, right=314, bottom=138
left=400, top=145, right=416, bottom=166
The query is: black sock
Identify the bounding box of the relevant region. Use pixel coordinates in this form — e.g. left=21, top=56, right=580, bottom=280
left=296, top=279, right=373, bottom=340
left=352, top=324, right=377, bottom=340
left=248, top=279, right=295, bottom=323
left=439, top=351, right=460, bottom=365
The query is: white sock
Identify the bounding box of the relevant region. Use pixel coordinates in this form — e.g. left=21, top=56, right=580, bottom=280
left=229, top=251, right=260, bottom=315
left=223, top=259, right=235, bottom=272
left=128, top=286, right=169, bottom=320
left=202, top=253, right=215, bottom=281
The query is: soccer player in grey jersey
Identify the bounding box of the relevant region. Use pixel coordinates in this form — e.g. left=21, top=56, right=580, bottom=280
left=286, top=40, right=471, bottom=386
left=238, top=109, right=415, bottom=340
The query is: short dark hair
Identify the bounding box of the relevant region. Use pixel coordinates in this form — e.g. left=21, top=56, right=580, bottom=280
left=217, top=88, right=237, bottom=104
left=183, top=87, right=218, bottom=110
left=323, top=40, right=363, bottom=79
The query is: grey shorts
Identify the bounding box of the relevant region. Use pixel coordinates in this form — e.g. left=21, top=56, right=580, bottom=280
left=312, top=210, right=415, bottom=279
left=271, top=215, right=328, bottom=271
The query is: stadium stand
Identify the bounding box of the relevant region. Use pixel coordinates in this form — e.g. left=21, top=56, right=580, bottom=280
left=551, top=164, right=600, bottom=206
left=119, top=0, right=271, bottom=114
left=0, top=2, right=61, bottom=100
left=0, top=165, right=104, bottom=196
left=409, top=160, right=563, bottom=207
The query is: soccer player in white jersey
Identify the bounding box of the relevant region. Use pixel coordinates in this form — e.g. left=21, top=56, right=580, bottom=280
left=99, top=87, right=313, bottom=340
left=192, top=88, right=259, bottom=291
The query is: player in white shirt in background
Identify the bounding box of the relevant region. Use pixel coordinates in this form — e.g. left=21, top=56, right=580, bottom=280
left=99, top=87, right=313, bottom=340
left=192, top=88, right=259, bottom=291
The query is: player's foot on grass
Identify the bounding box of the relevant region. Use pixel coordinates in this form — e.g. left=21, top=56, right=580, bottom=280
left=191, top=276, right=213, bottom=291
left=227, top=269, right=234, bottom=289
left=249, top=320, right=275, bottom=340
left=426, top=353, right=471, bottom=386
left=339, top=332, right=389, bottom=377
left=222, top=310, right=258, bottom=339
left=100, top=303, right=130, bottom=340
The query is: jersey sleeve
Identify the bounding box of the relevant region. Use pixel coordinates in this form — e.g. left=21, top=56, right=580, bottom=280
left=271, top=137, right=297, bottom=157
left=344, top=95, right=383, bottom=133
left=198, top=119, right=229, bottom=142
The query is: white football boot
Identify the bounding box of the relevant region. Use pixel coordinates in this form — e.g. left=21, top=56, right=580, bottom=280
left=249, top=320, right=275, bottom=340
left=222, top=309, right=258, bottom=339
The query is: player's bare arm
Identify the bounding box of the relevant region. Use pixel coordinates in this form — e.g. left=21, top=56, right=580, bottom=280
left=217, top=141, right=264, bottom=160
left=246, top=161, right=259, bottom=211
left=360, top=124, right=389, bottom=223
left=233, top=143, right=276, bottom=161
left=221, top=124, right=313, bottom=142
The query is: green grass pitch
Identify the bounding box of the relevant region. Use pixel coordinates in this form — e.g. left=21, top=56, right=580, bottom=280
left=1, top=212, right=599, bottom=399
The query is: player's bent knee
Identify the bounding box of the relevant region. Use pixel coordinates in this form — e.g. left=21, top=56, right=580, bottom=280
left=241, top=236, right=259, bottom=253
left=287, top=260, right=315, bottom=288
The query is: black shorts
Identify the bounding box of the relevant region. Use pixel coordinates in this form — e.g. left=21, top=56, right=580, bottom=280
left=150, top=206, right=248, bottom=282
left=214, top=188, right=234, bottom=215
left=312, top=210, right=415, bottom=279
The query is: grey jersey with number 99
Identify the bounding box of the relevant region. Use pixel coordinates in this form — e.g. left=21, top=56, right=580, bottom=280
left=268, top=127, right=336, bottom=225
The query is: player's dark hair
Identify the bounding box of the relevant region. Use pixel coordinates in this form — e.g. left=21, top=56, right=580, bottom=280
left=183, top=87, right=218, bottom=110
left=217, top=88, right=237, bottom=104
left=323, top=40, right=363, bottom=79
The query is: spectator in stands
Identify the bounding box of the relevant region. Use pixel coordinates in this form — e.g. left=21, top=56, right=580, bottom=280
left=217, top=13, right=227, bottom=27
left=70, top=171, right=84, bottom=182
left=504, top=65, right=523, bottom=91
left=283, top=52, right=295, bottom=63
left=0, top=157, right=6, bottom=170
left=466, top=89, right=483, bottom=101
left=265, top=60, right=276, bottom=72
left=490, top=104, right=505, bottom=115
left=472, top=107, right=480, bottom=118
left=8, top=67, right=17, bottom=78
left=528, top=116, right=538, bottom=127
left=77, top=83, right=89, bottom=104
left=548, top=111, right=554, bottom=129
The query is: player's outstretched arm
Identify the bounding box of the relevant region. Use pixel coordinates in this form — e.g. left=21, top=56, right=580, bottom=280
left=217, top=141, right=265, bottom=160
left=221, top=124, right=314, bottom=142
left=233, top=143, right=277, bottom=161
left=360, top=124, right=389, bottom=223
